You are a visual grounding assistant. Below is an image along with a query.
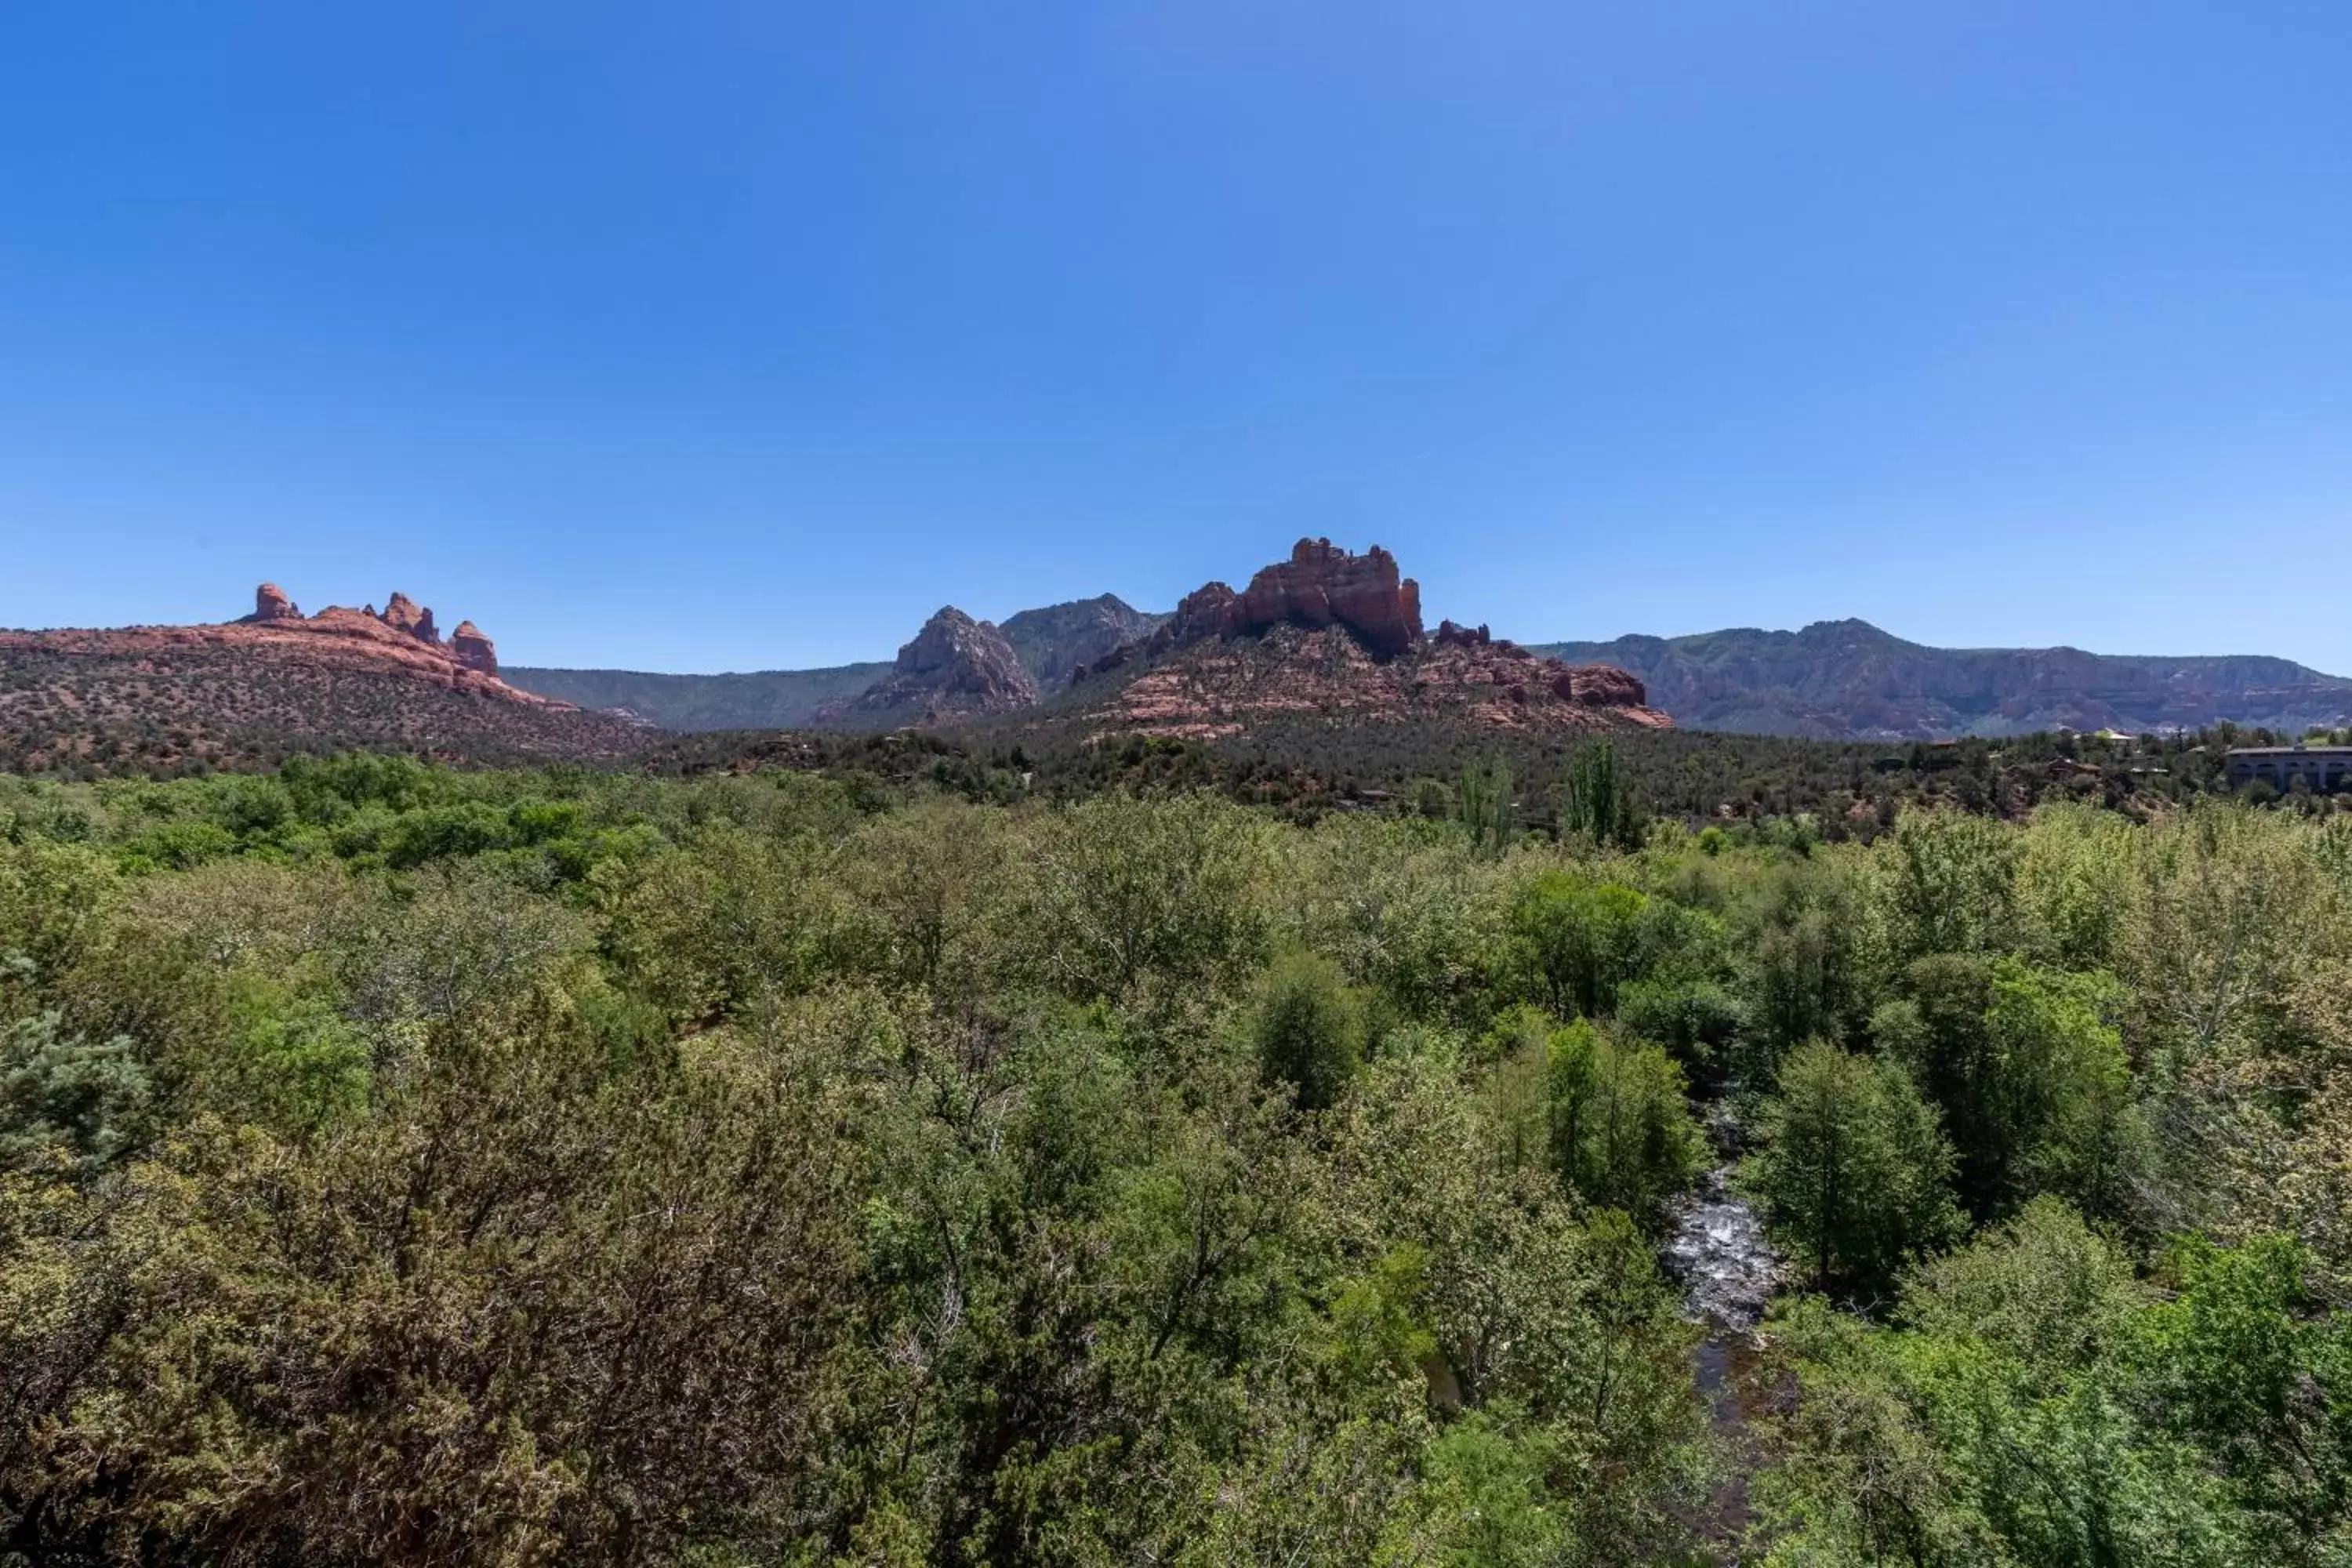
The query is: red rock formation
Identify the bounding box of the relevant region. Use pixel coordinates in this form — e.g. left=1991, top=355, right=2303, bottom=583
left=245, top=583, right=303, bottom=622
left=450, top=620, right=498, bottom=677
left=1075, top=622, right=1668, bottom=743
left=0, top=586, right=565, bottom=725
left=1552, top=664, right=1648, bottom=708
left=1231, top=539, right=1424, bottom=658
left=1054, top=540, right=1660, bottom=743
left=1083, top=539, right=1428, bottom=680
left=1168, top=582, right=1242, bottom=644
left=168, top=583, right=517, bottom=697
left=379, top=591, right=439, bottom=644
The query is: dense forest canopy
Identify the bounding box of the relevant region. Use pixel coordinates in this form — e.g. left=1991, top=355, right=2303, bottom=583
left=2, top=753, right=2347, bottom=1563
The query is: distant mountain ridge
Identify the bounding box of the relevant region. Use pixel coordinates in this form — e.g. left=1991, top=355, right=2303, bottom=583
left=503, top=596, right=2352, bottom=744
left=507, top=594, right=1168, bottom=731
left=1534, top=619, right=2352, bottom=739
left=1000, top=594, right=1167, bottom=692
left=503, top=542, right=1666, bottom=745
left=10, top=567, right=2343, bottom=774
left=499, top=662, right=891, bottom=731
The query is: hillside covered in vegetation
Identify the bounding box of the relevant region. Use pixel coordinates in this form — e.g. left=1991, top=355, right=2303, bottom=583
left=1537, top=619, right=2352, bottom=739
left=1, top=755, right=2347, bottom=1563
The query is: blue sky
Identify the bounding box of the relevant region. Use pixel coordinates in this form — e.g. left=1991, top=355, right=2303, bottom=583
left=3, top=2, right=2347, bottom=672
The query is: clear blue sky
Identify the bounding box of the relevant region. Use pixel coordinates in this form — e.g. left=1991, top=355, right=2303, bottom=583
left=4, top=2, right=2347, bottom=672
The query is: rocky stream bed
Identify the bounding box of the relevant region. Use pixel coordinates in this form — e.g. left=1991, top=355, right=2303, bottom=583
left=1659, top=1109, right=1789, bottom=1564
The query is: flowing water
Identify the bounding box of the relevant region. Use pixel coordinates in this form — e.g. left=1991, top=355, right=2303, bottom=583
left=1666, top=1163, right=1784, bottom=1332
left=1661, top=1112, right=1788, bottom=1563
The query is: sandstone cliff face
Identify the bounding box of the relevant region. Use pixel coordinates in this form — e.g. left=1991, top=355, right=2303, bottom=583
left=247, top=583, right=303, bottom=622
left=815, top=607, right=1040, bottom=726
left=1233, top=538, right=1423, bottom=657
left=379, top=591, right=439, bottom=644
left=450, top=620, right=498, bottom=677
left=1552, top=663, right=1648, bottom=709
left=1087, top=538, right=1428, bottom=680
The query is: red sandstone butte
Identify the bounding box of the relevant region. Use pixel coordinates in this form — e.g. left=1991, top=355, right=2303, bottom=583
left=450, top=620, right=499, bottom=677
left=246, top=583, right=303, bottom=622
left=1231, top=538, right=1424, bottom=658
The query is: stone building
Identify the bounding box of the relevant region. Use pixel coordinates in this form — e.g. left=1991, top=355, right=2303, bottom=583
left=2227, top=745, right=2352, bottom=792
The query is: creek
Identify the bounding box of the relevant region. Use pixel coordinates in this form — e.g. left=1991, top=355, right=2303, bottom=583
left=1660, top=1108, right=1788, bottom=1563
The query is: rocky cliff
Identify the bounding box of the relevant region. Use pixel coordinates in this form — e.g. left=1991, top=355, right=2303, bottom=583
left=998, top=594, right=1165, bottom=691
left=814, top=607, right=1040, bottom=727
left=1094, top=538, right=1426, bottom=677
left=449, top=621, right=499, bottom=677
left=1233, top=538, right=1424, bottom=657
left=246, top=583, right=303, bottom=622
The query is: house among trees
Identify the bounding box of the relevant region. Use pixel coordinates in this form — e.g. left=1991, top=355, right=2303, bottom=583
left=2227, top=742, right=2352, bottom=792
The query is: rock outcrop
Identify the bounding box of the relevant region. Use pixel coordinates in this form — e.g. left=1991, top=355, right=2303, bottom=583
left=450, top=620, right=498, bottom=677
left=246, top=583, right=303, bottom=622
left=815, top=607, right=1040, bottom=726
left=897, top=608, right=1036, bottom=695
left=1434, top=619, right=1515, bottom=651
left=1085, top=539, right=1427, bottom=680
left=379, top=591, right=439, bottom=644
left=1232, top=538, right=1424, bottom=658
left=1552, top=663, right=1648, bottom=709
left=0, top=583, right=643, bottom=774
left=209, top=583, right=524, bottom=698
left=1167, top=582, right=1243, bottom=644
left=998, top=594, right=1165, bottom=692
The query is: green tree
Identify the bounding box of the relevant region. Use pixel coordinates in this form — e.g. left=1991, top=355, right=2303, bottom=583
left=1744, top=856, right=1874, bottom=1067
left=1560, top=739, right=1644, bottom=851
left=1253, top=949, right=1368, bottom=1111
left=2131, top=1233, right=2352, bottom=1563
left=1617, top=975, right=1747, bottom=1083
left=1755, top=1203, right=2256, bottom=1567
left=0, top=1005, right=149, bottom=1174
left=1742, top=1039, right=1961, bottom=1294
left=1455, top=754, right=1516, bottom=859
left=1886, top=808, right=2018, bottom=963
left=1878, top=955, right=2144, bottom=1221
left=1510, top=873, right=1652, bottom=1018
left=1546, top=1019, right=1705, bottom=1223
left=1021, top=792, right=1270, bottom=1005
